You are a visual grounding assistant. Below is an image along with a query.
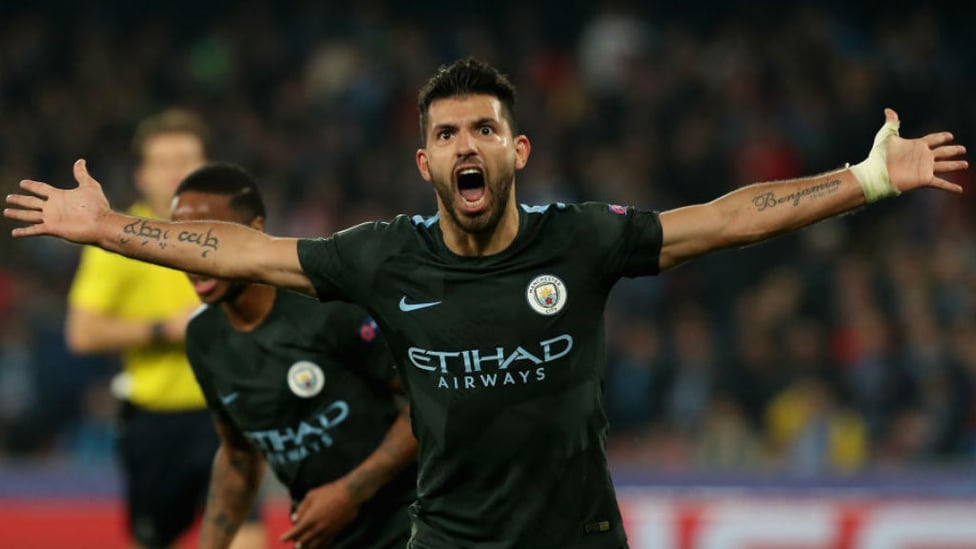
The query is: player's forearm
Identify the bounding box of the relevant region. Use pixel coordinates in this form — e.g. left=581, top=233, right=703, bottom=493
left=340, top=407, right=418, bottom=505
left=199, top=445, right=265, bottom=549
left=93, top=211, right=271, bottom=282
left=716, top=169, right=865, bottom=245
left=659, top=169, right=869, bottom=270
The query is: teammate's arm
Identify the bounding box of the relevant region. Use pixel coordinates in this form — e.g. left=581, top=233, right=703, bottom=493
left=65, top=307, right=191, bottom=354
left=281, top=404, right=417, bottom=548
left=199, top=415, right=266, bottom=549
left=5, top=160, right=316, bottom=296
left=657, top=108, right=966, bottom=271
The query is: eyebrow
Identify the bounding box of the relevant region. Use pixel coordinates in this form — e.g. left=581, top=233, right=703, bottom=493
left=431, top=122, right=458, bottom=134
left=431, top=117, right=499, bottom=134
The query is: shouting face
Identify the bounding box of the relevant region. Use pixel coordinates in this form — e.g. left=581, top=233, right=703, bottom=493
left=416, top=94, right=530, bottom=236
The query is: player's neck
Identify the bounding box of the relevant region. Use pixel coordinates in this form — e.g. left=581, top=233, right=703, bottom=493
left=440, top=202, right=520, bottom=257
left=223, top=284, right=277, bottom=332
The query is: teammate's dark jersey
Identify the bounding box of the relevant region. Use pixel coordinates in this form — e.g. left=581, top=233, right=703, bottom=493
left=297, top=202, right=663, bottom=549
left=186, top=290, right=416, bottom=549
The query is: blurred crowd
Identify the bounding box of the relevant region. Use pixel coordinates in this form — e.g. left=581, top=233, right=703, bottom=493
left=1, top=1, right=974, bottom=475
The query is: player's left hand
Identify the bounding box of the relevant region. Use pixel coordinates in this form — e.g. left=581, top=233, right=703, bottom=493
left=280, top=480, right=359, bottom=549
left=883, top=108, right=968, bottom=193
left=4, top=159, right=112, bottom=243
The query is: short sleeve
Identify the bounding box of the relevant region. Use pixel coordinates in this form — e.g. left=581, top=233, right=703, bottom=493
left=297, top=221, right=391, bottom=303
left=577, top=202, right=663, bottom=279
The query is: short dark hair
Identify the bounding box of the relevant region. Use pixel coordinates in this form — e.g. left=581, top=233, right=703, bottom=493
left=175, top=162, right=267, bottom=223
left=132, top=108, right=210, bottom=160
left=417, top=57, right=518, bottom=146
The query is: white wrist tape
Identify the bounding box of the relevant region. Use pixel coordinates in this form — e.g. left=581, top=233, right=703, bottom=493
left=849, top=118, right=901, bottom=203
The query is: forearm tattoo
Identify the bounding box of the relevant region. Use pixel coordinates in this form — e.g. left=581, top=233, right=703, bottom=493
left=202, top=450, right=260, bottom=541
left=752, top=179, right=842, bottom=212
left=119, top=219, right=219, bottom=256
left=211, top=511, right=238, bottom=537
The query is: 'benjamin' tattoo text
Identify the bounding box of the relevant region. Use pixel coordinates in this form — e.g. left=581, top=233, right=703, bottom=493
left=752, top=179, right=842, bottom=212
left=120, top=219, right=220, bottom=256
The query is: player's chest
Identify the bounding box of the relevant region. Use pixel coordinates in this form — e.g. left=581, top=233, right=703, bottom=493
left=370, top=255, right=601, bottom=339
left=206, top=334, right=354, bottom=426
left=371, top=262, right=604, bottom=394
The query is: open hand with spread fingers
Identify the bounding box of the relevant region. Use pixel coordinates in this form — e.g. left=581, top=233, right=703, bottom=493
left=851, top=108, right=968, bottom=202
left=4, top=159, right=110, bottom=244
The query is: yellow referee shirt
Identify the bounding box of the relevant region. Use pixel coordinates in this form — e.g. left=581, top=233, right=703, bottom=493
left=68, top=203, right=206, bottom=411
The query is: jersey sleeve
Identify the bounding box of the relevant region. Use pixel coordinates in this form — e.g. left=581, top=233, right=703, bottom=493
left=578, top=202, right=663, bottom=280
left=67, top=245, right=132, bottom=313
left=297, top=220, right=391, bottom=303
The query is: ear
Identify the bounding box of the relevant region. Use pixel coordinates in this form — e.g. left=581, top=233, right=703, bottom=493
left=416, top=148, right=432, bottom=182
left=514, top=135, right=531, bottom=170
left=249, top=216, right=266, bottom=232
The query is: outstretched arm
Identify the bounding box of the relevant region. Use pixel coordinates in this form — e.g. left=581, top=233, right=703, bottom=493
left=5, top=159, right=315, bottom=296
left=199, top=416, right=267, bottom=549
left=281, top=404, right=417, bottom=548
left=658, top=108, right=967, bottom=271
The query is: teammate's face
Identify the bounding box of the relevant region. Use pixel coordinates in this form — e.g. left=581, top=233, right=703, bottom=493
left=137, top=133, right=206, bottom=217
left=170, top=191, right=251, bottom=304
left=416, top=94, right=530, bottom=235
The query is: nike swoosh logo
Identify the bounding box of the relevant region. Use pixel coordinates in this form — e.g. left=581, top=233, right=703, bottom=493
left=399, top=296, right=442, bottom=312
left=219, top=392, right=240, bottom=405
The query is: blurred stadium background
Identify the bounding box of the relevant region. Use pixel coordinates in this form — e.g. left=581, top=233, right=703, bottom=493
left=1, top=1, right=975, bottom=547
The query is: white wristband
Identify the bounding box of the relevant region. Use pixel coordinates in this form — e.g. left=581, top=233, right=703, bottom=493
left=849, top=118, right=901, bottom=203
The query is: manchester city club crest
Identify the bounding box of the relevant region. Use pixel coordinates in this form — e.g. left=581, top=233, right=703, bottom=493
left=526, top=274, right=567, bottom=316
left=287, top=361, right=325, bottom=398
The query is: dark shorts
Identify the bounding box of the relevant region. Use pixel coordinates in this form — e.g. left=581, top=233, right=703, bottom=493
left=117, top=401, right=263, bottom=548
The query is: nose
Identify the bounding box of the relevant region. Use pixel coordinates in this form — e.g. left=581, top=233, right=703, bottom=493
left=455, top=128, right=476, bottom=157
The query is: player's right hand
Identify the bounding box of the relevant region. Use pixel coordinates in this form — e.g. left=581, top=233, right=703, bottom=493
left=4, top=159, right=111, bottom=244
left=281, top=479, right=359, bottom=549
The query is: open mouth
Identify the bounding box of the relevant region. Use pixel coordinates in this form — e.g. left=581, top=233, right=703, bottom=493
left=189, top=276, right=218, bottom=296
left=456, top=167, right=486, bottom=208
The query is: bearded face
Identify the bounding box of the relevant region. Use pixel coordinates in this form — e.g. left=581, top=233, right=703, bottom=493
left=429, top=153, right=515, bottom=235
left=417, top=94, right=529, bottom=238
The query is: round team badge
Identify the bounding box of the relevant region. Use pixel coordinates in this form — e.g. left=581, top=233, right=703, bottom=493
left=287, top=361, right=325, bottom=398
left=526, top=274, right=568, bottom=316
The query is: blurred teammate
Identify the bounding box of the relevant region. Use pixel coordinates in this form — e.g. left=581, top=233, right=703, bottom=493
left=63, top=110, right=266, bottom=549
left=172, top=163, right=417, bottom=549
left=7, top=58, right=968, bottom=548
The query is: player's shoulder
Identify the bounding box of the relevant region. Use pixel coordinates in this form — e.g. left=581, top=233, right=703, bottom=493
left=518, top=201, right=636, bottom=225
left=186, top=303, right=222, bottom=341
left=351, top=212, right=445, bottom=252
left=313, top=214, right=420, bottom=250
left=517, top=201, right=625, bottom=216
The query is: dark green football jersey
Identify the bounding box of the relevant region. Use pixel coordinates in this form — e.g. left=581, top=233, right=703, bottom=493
left=298, top=202, right=662, bottom=549
left=186, top=290, right=416, bottom=549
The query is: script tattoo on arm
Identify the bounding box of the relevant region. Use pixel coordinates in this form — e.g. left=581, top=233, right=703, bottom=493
left=118, top=219, right=220, bottom=256
left=751, top=179, right=842, bottom=212
left=120, top=218, right=170, bottom=249
left=176, top=228, right=220, bottom=257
